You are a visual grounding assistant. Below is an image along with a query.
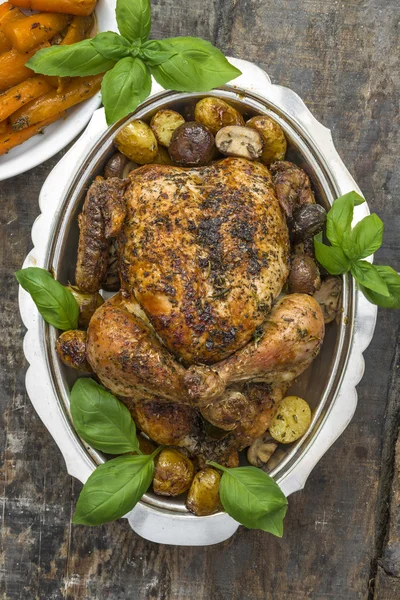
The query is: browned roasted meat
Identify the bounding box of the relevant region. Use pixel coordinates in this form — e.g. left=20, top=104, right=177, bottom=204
left=120, top=157, right=290, bottom=364
left=75, top=176, right=127, bottom=293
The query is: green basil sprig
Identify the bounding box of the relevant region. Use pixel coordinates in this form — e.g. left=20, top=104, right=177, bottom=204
left=314, top=191, right=400, bottom=308
left=72, top=451, right=160, bottom=525
left=15, top=267, right=79, bottom=330
left=70, top=378, right=140, bottom=455
left=26, top=0, right=241, bottom=125
left=208, top=462, right=288, bottom=537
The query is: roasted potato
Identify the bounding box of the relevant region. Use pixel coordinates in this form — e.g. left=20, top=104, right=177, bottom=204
left=104, top=152, right=129, bottom=179
left=194, top=97, right=244, bottom=135
left=314, top=276, right=342, bottom=324
left=291, top=203, right=327, bottom=243
left=55, top=330, right=92, bottom=372
left=150, top=145, right=174, bottom=165
left=153, top=448, right=195, bottom=496
left=288, top=254, right=321, bottom=295
left=246, top=115, right=287, bottom=164
left=115, top=120, right=158, bottom=164
left=66, top=285, right=104, bottom=328
left=168, top=122, right=215, bottom=167
left=215, top=125, right=263, bottom=160
left=269, top=396, right=312, bottom=444
left=186, top=468, right=222, bottom=516
left=150, top=109, right=185, bottom=147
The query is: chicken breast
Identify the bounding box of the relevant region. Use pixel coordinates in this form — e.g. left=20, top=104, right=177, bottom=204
left=120, top=157, right=290, bottom=364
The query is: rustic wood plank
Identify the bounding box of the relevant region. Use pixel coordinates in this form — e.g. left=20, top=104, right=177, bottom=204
left=0, top=0, right=399, bottom=598
left=374, top=566, right=400, bottom=600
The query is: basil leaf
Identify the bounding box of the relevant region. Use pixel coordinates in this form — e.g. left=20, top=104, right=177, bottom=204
left=314, top=239, right=350, bottom=275
left=208, top=464, right=287, bottom=536
left=140, top=39, right=177, bottom=66
left=26, top=40, right=116, bottom=77
left=149, top=37, right=242, bottom=92
left=350, top=213, right=384, bottom=260
left=326, top=191, right=365, bottom=247
left=72, top=453, right=157, bottom=525
left=360, top=266, right=400, bottom=309
left=351, top=261, right=390, bottom=297
left=101, top=57, right=151, bottom=125
left=91, top=32, right=132, bottom=61
left=70, top=378, right=140, bottom=454
left=16, top=267, right=78, bottom=330
left=116, top=0, right=151, bottom=44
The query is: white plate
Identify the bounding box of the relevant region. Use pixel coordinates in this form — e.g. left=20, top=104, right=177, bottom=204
left=0, top=0, right=117, bottom=181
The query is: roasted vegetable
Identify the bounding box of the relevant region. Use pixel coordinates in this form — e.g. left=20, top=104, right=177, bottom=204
left=9, top=0, right=97, bottom=17
left=153, top=448, right=195, bottom=496
left=65, top=286, right=104, bottom=328
left=186, top=468, right=222, bottom=516
left=115, top=120, right=158, bottom=164
left=269, top=396, right=312, bottom=444
left=246, top=115, right=287, bottom=164
left=55, top=329, right=92, bottom=372
left=247, top=433, right=278, bottom=468
left=150, top=109, right=185, bottom=147
left=150, top=146, right=174, bottom=165
left=0, top=44, right=47, bottom=93
left=168, top=121, right=214, bottom=167
left=270, top=160, right=315, bottom=218
left=0, top=110, right=65, bottom=156
left=104, top=152, right=129, bottom=179
left=194, top=96, right=244, bottom=134
left=313, top=276, right=342, bottom=324
left=291, top=203, right=327, bottom=243
left=215, top=125, right=263, bottom=160
left=2, top=13, right=70, bottom=54
left=0, top=76, right=53, bottom=123
left=288, top=254, right=321, bottom=295
left=61, top=14, right=94, bottom=45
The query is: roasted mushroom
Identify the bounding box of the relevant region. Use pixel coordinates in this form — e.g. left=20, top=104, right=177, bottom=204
left=313, top=276, right=342, bottom=324
left=104, top=152, right=129, bottom=179
left=186, top=468, right=222, bottom=516
left=291, top=203, right=327, bottom=243
left=288, top=254, right=321, bottom=295
left=194, top=97, right=244, bottom=134
left=201, top=390, right=249, bottom=431
left=153, top=448, right=195, bottom=496
left=270, top=160, right=315, bottom=218
left=55, top=330, right=92, bottom=372
left=215, top=125, right=263, bottom=160
left=115, top=120, right=158, bottom=164
left=247, top=433, right=278, bottom=468
left=66, top=285, right=104, bottom=328
left=246, top=115, right=287, bottom=164
left=168, top=122, right=215, bottom=167
left=150, top=109, right=185, bottom=147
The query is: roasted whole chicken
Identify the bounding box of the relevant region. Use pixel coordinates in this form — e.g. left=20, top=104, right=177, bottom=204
left=60, top=153, right=325, bottom=468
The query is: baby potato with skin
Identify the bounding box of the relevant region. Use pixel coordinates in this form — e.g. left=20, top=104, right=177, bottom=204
left=269, top=396, right=312, bottom=444
left=246, top=115, right=287, bottom=164
left=186, top=468, right=222, bottom=516
left=153, top=448, right=195, bottom=496
left=194, top=97, right=245, bottom=135
left=66, top=285, right=104, bottom=328
left=150, top=109, right=185, bottom=147
left=115, top=120, right=158, bottom=164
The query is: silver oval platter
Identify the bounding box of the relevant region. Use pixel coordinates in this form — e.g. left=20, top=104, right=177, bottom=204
left=18, top=59, right=377, bottom=545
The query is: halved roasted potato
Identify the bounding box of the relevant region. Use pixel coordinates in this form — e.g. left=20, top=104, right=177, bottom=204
left=186, top=467, right=222, bottom=516
left=194, top=97, right=244, bottom=135
left=150, top=109, right=185, bottom=147
left=115, top=120, right=158, bottom=164
left=269, top=396, right=312, bottom=444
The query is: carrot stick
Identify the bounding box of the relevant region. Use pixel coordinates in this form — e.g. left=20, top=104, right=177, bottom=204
left=10, top=73, right=103, bottom=130
left=0, top=32, right=11, bottom=53
left=0, top=75, right=53, bottom=122
left=0, top=3, right=25, bottom=52
left=0, top=46, right=39, bottom=93
left=0, top=110, right=66, bottom=155
left=61, top=14, right=94, bottom=45
left=8, top=0, right=97, bottom=17
left=3, top=13, right=69, bottom=53
left=0, top=121, right=7, bottom=133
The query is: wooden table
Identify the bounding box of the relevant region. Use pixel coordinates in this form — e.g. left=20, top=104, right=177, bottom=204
left=0, top=1, right=399, bottom=598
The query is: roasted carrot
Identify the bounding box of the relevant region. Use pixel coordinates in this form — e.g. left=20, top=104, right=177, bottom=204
left=0, top=110, right=66, bottom=156
left=3, top=13, right=70, bottom=53
left=0, top=76, right=53, bottom=122
left=0, top=3, right=25, bottom=53
left=61, top=14, right=94, bottom=45
left=10, top=73, right=103, bottom=130
left=8, top=0, right=97, bottom=17
left=0, top=121, right=7, bottom=134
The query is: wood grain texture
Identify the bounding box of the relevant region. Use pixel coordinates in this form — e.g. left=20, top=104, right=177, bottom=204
left=0, top=0, right=399, bottom=598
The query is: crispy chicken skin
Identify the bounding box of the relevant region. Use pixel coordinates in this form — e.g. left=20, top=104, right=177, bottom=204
left=120, top=158, right=290, bottom=364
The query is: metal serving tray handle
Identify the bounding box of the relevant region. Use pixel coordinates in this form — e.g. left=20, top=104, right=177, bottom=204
left=19, top=58, right=377, bottom=546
